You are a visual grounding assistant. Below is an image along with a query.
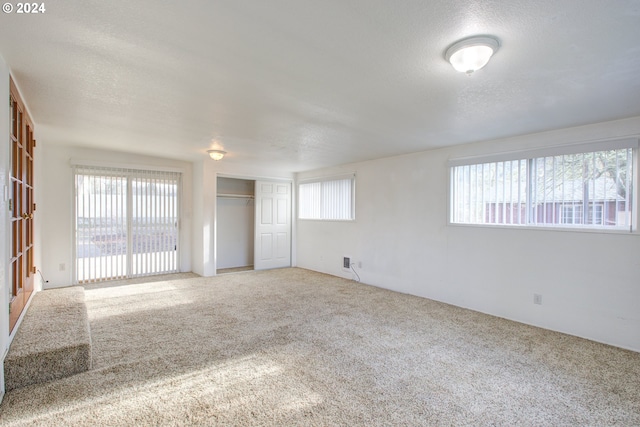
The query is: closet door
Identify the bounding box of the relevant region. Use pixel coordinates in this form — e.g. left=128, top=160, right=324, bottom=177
left=254, top=181, right=291, bottom=270
left=9, top=78, right=35, bottom=333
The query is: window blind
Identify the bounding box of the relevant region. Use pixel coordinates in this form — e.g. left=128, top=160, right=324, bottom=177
left=450, top=143, right=635, bottom=231
left=73, top=165, right=181, bottom=283
left=299, top=176, right=354, bottom=220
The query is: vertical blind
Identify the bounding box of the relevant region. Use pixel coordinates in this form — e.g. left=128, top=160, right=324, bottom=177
left=450, top=144, right=635, bottom=230
left=299, top=176, right=354, bottom=220
left=73, top=165, right=181, bottom=283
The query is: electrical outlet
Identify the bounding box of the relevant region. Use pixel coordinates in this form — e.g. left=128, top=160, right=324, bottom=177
left=533, top=294, right=542, bottom=305
left=357, top=261, right=362, bottom=268
left=343, top=257, right=351, bottom=269
left=59, top=263, right=66, bottom=271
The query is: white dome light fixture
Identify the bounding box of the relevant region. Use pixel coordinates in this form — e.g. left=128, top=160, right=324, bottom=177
left=207, top=149, right=226, bottom=160
left=445, top=36, right=500, bottom=75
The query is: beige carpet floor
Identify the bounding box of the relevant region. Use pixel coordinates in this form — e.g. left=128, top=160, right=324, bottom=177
left=0, top=268, right=638, bottom=426
left=4, top=286, right=91, bottom=391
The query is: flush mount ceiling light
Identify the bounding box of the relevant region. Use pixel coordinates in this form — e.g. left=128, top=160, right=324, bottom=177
left=207, top=149, right=226, bottom=160
left=445, top=36, right=500, bottom=75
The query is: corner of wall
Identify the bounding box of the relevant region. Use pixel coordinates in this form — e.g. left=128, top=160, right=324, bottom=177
left=0, top=53, right=10, bottom=398
left=201, top=161, right=217, bottom=276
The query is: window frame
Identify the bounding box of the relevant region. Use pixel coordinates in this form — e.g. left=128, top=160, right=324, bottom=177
left=448, top=138, right=639, bottom=233
left=297, top=174, right=356, bottom=221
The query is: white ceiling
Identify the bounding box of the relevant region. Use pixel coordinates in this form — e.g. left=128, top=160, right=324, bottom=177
left=1, top=1, right=640, bottom=172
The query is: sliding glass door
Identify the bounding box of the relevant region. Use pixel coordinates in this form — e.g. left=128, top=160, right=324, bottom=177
left=73, top=166, right=181, bottom=283
left=131, top=172, right=180, bottom=276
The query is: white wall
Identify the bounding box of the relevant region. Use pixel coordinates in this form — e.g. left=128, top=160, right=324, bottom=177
left=0, top=55, right=10, bottom=398
left=191, top=159, right=216, bottom=277
left=39, top=145, right=193, bottom=287
left=297, top=116, right=640, bottom=352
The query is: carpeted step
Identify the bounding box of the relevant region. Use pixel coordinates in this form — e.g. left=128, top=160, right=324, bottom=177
left=4, top=286, right=92, bottom=391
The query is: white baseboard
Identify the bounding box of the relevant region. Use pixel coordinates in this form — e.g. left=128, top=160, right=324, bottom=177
left=0, top=353, right=5, bottom=402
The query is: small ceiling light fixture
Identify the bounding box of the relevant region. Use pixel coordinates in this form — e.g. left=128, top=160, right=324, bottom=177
left=207, top=149, right=226, bottom=160
left=445, top=35, right=500, bottom=75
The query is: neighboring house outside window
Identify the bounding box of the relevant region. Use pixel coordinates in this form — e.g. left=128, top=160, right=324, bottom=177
left=450, top=139, right=636, bottom=231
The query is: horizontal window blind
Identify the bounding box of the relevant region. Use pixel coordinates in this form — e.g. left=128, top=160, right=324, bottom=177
left=74, top=165, right=181, bottom=283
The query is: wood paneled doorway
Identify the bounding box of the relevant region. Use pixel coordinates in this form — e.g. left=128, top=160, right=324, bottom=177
left=9, top=78, right=35, bottom=333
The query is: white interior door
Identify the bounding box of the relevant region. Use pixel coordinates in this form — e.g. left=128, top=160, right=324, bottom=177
left=254, top=181, right=291, bottom=270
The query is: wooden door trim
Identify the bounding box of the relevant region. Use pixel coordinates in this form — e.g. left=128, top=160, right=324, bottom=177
left=9, top=76, right=35, bottom=333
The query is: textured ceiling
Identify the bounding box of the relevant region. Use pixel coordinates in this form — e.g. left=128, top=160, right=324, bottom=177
left=1, top=0, right=640, bottom=172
